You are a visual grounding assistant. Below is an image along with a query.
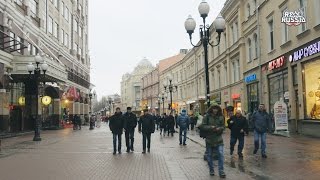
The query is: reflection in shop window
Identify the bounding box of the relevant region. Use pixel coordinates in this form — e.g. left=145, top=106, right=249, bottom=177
left=304, top=61, right=320, bottom=120
left=268, top=71, right=288, bottom=115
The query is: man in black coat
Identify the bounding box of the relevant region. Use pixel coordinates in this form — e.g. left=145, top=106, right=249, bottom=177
left=227, top=110, right=249, bottom=158
left=160, top=113, right=167, bottom=136
left=139, top=109, right=155, bottom=154
left=167, top=111, right=175, bottom=137
left=123, top=107, right=138, bottom=153
left=109, top=107, right=124, bottom=155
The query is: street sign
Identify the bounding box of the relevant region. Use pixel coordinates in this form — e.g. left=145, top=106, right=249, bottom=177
left=273, top=98, right=288, bottom=131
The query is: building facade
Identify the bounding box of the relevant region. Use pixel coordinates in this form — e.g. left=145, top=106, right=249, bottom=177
left=141, top=65, right=159, bottom=112
left=0, top=0, right=91, bottom=133
left=120, top=58, right=154, bottom=112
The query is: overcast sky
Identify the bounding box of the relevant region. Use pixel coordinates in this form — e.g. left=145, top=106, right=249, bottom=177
left=89, top=0, right=226, bottom=99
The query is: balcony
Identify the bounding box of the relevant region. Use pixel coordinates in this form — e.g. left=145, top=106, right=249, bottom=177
left=67, top=70, right=90, bottom=89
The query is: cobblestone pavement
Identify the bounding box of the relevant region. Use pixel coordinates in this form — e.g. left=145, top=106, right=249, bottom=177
left=187, top=130, right=320, bottom=180
left=0, top=125, right=253, bottom=180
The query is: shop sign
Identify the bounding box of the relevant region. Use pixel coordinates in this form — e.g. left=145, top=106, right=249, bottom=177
left=232, top=94, right=240, bottom=99
left=281, top=9, right=306, bottom=26
left=245, top=74, right=257, bottom=83
left=289, top=40, right=320, bottom=63
left=273, top=99, right=288, bottom=131
left=268, top=56, right=285, bottom=71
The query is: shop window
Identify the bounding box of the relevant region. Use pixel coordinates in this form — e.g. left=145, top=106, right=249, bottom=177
left=247, top=82, right=259, bottom=113
left=268, top=70, right=288, bottom=114
left=304, top=61, right=320, bottom=119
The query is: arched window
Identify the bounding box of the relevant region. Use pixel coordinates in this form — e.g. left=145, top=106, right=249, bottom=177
left=253, top=33, right=258, bottom=58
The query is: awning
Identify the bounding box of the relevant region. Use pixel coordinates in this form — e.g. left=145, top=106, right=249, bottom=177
left=186, top=100, right=196, bottom=104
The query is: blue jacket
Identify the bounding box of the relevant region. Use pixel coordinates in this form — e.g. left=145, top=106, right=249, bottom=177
left=177, top=112, right=189, bottom=129
left=251, top=110, right=270, bottom=133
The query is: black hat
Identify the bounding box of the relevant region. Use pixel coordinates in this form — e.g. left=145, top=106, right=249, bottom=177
left=127, top=107, right=132, bottom=110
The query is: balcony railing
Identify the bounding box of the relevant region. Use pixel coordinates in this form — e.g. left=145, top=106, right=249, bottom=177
left=67, top=70, right=90, bottom=89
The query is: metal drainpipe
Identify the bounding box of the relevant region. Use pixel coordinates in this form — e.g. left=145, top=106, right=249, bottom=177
left=257, top=4, right=263, bottom=104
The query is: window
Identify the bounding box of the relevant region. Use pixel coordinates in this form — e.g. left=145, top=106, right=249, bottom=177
left=281, top=8, right=289, bottom=44
left=254, top=33, right=258, bottom=58
left=79, top=25, right=82, bottom=37
left=254, top=0, right=257, bottom=9
left=231, top=25, right=235, bottom=43
left=78, top=47, right=82, bottom=57
left=30, top=0, right=38, bottom=17
left=61, top=29, right=64, bottom=43
left=248, top=38, right=252, bottom=62
left=247, top=3, right=251, bottom=19
left=74, top=20, right=78, bottom=33
left=73, top=43, right=78, bottom=52
left=48, top=16, right=53, bottom=34
left=9, top=32, right=15, bottom=47
left=53, top=22, right=59, bottom=38
left=236, top=59, right=240, bottom=81
left=211, top=70, right=215, bottom=90
left=315, top=0, right=320, bottom=25
left=65, top=33, right=69, bottom=47
left=65, top=7, right=69, bottom=21
left=224, top=64, right=228, bottom=86
left=232, top=61, right=236, bottom=83
left=54, top=0, right=59, bottom=9
left=234, top=22, right=238, bottom=41
left=61, top=1, right=64, bottom=16
left=268, top=19, right=274, bottom=51
left=32, top=46, right=38, bottom=55
left=298, top=0, right=307, bottom=33
left=216, top=36, right=220, bottom=55
left=16, top=36, right=21, bottom=53
left=232, top=59, right=240, bottom=82
left=224, top=33, right=227, bottom=51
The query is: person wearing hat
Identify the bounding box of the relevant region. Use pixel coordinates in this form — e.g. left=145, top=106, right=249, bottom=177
left=199, top=104, right=226, bottom=178
left=109, top=107, right=124, bottom=155
left=177, top=109, right=190, bottom=145
left=138, top=109, right=155, bottom=153
left=123, top=107, right=138, bottom=153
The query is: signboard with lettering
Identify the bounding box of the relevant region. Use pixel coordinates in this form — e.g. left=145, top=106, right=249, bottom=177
left=245, top=74, right=257, bottom=83
left=268, top=56, right=286, bottom=71
left=289, top=40, right=320, bottom=63
left=273, top=99, right=288, bottom=131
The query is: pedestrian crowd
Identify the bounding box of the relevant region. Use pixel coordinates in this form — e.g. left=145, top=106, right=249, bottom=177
left=91, top=102, right=271, bottom=179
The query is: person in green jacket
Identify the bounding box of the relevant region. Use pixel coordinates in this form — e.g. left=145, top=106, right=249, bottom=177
left=200, top=104, right=226, bottom=178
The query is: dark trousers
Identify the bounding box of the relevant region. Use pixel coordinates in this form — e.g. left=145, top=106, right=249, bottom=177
left=142, top=133, right=151, bottom=151
left=190, top=123, right=194, bottom=130
left=125, top=129, right=135, bottom=150
left=230, top=135, right=244, bottom=154
left=168, top=126, right=174, bottom=136
left=113, top=133, right=122, bottom=153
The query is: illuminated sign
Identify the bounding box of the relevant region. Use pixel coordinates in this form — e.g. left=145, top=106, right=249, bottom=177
left=232, top=94, right=241, bottom=99
left=281, top=9, right=306, bottom=26
left=41, top=96, right=52, bottom=105
left=18, top=96, right=25, bottom=106
left=268, top=56, right=285, bottom=71
left=245, top=74, right=257, bottom=83
left=289, top=40, right=320, bottom=63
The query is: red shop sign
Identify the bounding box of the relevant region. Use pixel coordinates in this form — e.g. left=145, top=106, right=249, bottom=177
left=232, top=94, right=241, bottom=99
left=268, top=56, right=285, bottom=71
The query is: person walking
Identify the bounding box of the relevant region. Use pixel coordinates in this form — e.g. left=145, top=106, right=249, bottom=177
left=199, top=105, right=226, bottom=178
left=190, top=114, right=196, bottom=130
left=109, top=107, right=124, bottom=155
left=251, top=104, right=270, bottom=158
left=177, top=109, right=189, bottom=145
left=123, top=107, right=138, bottom=153
left=156, top=114, right=161, bottom=130
left=167, top=111, right=175, bottom=137
left=160, top=113, right=167, bottom=136
left=138, top=109, right=155, bottom=154
left=227, top=110, right=249, bottom=159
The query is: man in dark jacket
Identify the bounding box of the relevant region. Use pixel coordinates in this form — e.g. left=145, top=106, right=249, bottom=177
left=251, top=104, right=270, bottom=158
left=160, top=113, right=167, bottom=136
left=227, top=110, right=248, bottom=158
left=123, top=107, right=138, bottom=153
left=177, top=109, right=190, bottom=145
left=167, top=111, right=175, bottom=137
left=109, top=107, right=124, bottom=155
left=139, top=109, right=155, bottom=153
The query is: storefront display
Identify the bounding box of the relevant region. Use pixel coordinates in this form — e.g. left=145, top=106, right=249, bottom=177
left=268, top=70, right=288, bottom=114
left=304, top=60, right=320, bottom=120
left=247, top=82, right=259, bottom=113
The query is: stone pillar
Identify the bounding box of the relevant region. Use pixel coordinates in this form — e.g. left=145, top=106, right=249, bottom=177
left=80, top=103, right=84, bottom=115
left=54, top=99, right=61, bottom=115
left=69, top=101, right=74, bottom=115
left=74, top=102, right=80, bottom=115
left=297, top=63, right=304, bottom=120
left=84, top=104, right=89, bottom=115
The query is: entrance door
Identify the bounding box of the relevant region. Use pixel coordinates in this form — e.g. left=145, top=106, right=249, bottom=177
left=10, top=107, right=22, bottom=132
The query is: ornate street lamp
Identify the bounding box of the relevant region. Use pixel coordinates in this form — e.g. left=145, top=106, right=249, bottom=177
left=26, top=54, right=48, bottom=141
left=184, top=0, right=225, bottom=108
left=163, top=74, right=177, bottom=111
left=158, top=92, right=167, bottom=114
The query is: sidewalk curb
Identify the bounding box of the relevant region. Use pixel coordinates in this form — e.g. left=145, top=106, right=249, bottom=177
left=0, top=131, right=33, bottom=140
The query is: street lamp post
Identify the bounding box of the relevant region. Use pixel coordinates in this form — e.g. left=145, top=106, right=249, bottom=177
left=184, top=0, right=225, bottom=108
left=26, top=54, right=48, bottom=141
left=158, top=92, right=167, bottom=114
left=164, top=74, right=177, bottom=111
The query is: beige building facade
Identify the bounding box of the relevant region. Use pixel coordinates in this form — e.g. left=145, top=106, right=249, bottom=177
left=0, top=0, right=91, bottom=132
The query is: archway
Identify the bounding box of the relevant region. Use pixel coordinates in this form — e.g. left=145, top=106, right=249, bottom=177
left=42, top=86, right=60, bottom=129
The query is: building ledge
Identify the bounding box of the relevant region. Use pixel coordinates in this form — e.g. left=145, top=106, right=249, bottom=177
left=313, top=23, right=320, bottom=31
left=296, top=29, right=311, bottom=39
left=280, top=40, right=292, bottom=49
